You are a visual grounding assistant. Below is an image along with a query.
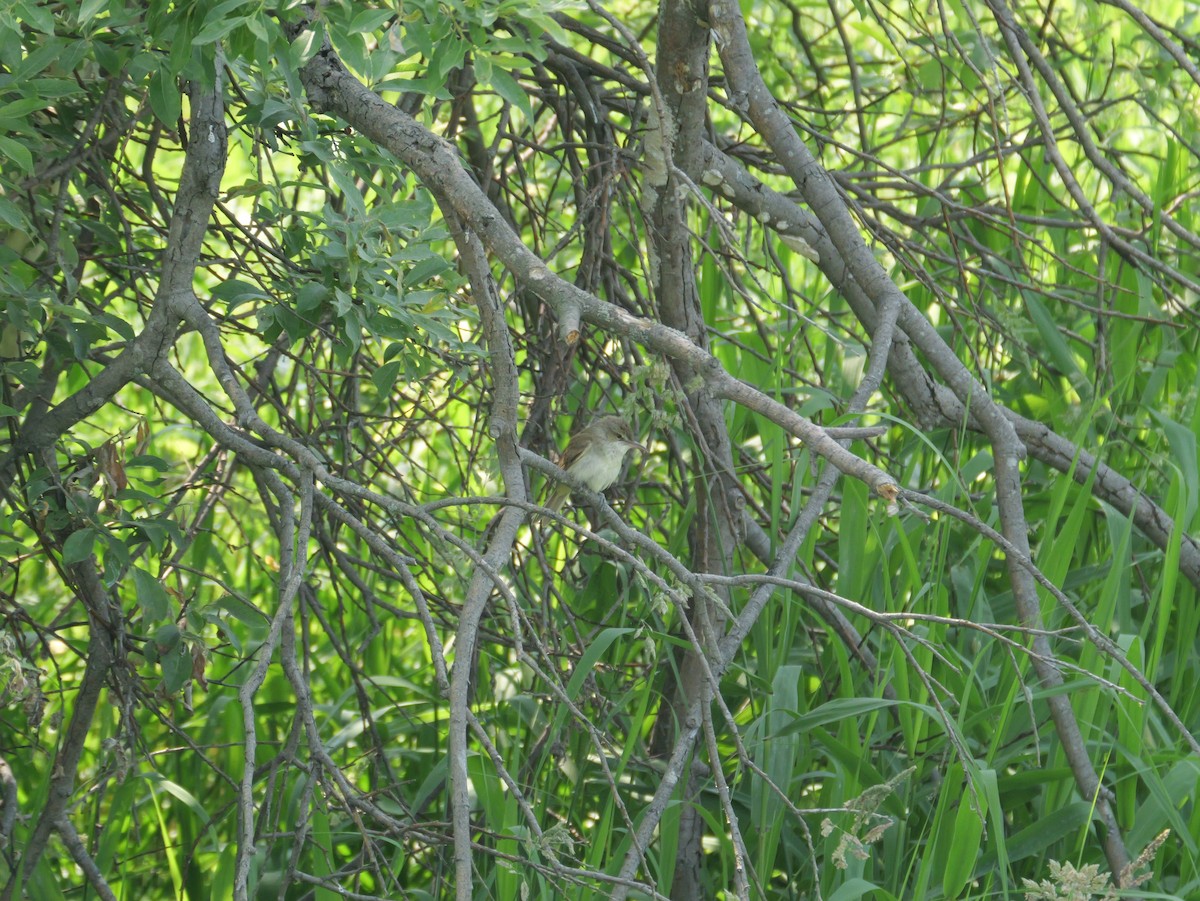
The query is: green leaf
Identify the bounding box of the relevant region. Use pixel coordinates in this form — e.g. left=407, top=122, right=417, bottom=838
left=566, top=628, right=633, bottom=700
left=327, top=164, right=367, bottom=218
left=290, top=25, right=324, bottom=69
left=1024, top=291, right=1083, bottom=391
left=125, top=455, right=172, bottom=472
left=996, top=801, right=1093, bottom=863
left=193, top=0, right=253, bottom=45
left=211, top=615, right=243, bottom=654
left=430, top=40, right=467, bottom=81
left=133, top=566, right=171, bottom=621
left=402, top=256, right=451, bottom=287
left=130, top=517, right=170, bottom=551
left=94, top=311, right=136, bottom=341
left=0, top=96, right=52, bottom=123
left=17, top=0, right=56, bottom=33
left=372, top=359, right=403, bottom=395
left=210, top=278, right=270, bottom=312
left=100, top=533, right=130, bottom=575
left=76, top=0, right=108, bottom=24
left=154, top=621, right=181, bottom=654
left=827, top=879, right=885, bottom=901
left=160, top=643, right=191, bottom=693
left=141, top=772, right=217, bottom=838
left=483, top=64, right=533, bottom=120
left=114, top=488, right=164, bottom=506
left=942, top=793, right=986, bottom=898
left=349, top=9, right=394, bottom=33
left=0, top=196, right=29, bottom=230
left=61, top=528, right=97, bottom=565
left=294, top=282, right=328, bottom=314
left=0, top=136, right=33, bottom=175
left=777, top=697, right=898, bottom=735
left=216, top=594, right=268, bottom=625
left=149, top=65, right=182, bottom=126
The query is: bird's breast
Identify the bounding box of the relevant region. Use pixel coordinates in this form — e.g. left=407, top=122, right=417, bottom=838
left=572, top=445, right=631, bottom=492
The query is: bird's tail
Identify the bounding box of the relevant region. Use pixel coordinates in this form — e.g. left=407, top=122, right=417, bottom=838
left=543, top=482, right=570, bottom=515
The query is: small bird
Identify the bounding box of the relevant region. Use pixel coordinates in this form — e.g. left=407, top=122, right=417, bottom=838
left=544, top=415, right=646, bottom=514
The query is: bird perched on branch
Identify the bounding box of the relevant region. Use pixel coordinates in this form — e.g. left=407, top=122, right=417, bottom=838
left=544, top=415, right=646, bottom=514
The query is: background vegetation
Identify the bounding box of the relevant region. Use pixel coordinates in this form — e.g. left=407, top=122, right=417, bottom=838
left=1, top=0, right=1199, bottom=898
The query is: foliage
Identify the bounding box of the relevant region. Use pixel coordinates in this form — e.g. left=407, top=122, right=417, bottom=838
left=1, top=0, right=1200, bottom=899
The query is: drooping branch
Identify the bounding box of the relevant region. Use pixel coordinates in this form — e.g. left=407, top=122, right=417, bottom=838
left=1, top=558, right=115, bottom=901
left=707, top=0, right=1132, bottom=876
left=0, top=70, right=232, bottom=899
left=286, top=30, right=899, bottom=504
left=0, top=71, right=228, bottom=489
left=696, top=139, right=1200, bottom=595
left=983, top=0, right=1200, bottom=299
left=638, top=0, right=732, bottom=890
left=441, top=208, right=527, bottom=899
